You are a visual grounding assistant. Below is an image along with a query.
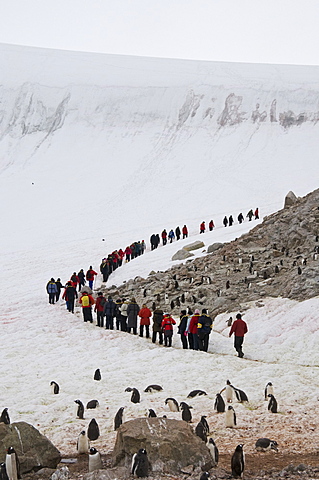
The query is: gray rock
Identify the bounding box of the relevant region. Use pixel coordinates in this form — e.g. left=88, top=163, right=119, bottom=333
left=207, top=243, right=224, bottom=253
left=83, top=467, right=128, bottom=480
left=0, top=422, right=61, bottom=473
left=183, top=241, right=205, bottom=251
left=112, top=417, right=213, bottom=473
left=284, top=190, right=298, bottom=208
left=172, top=249, right=194, bottom=261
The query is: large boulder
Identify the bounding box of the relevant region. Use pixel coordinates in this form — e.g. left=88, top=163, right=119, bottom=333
left=207, top=242, right=224, bottom=253
left=112, top=417, right=213, bottom=473
left=183, top=241, right=205, bottom=252
left=172, top=249, right=194, bottom=261
left=0, top=422, right=61, bottom=473
left=284, top=191, right=298, bottom=208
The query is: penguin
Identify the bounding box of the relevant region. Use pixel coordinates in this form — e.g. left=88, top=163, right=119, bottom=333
left=233, top=388, right=249, bottom=403
left=221, top=380, right=233, bottom=403
left=275, top=265, right=279, bottom=274
left=170, top=300, right=175, bottom=310
left=200, top=415, right=209, bottom=434
left=0, top=463, right=9, bottom=480
left=231, top=444, right=245, bottom=478
left=131, top=448, right=149, bottom=477
left=264, top=382, right=274, bottom=400
left=77, top=430, right=89, bottom=454
left=87, top=418, right=100, bottom=441
left=207, top=438, right=219, bottom=465
left=180, top=402, right=192, bottom=422
left=88, top=447, right=102, bottom=472
left=175, top=297, right=181, bottom=307
left=174, top=280, right=179, bottom=289
left=268, top=394, right=278, bottom=413
left=125, top=387, right=140, bottom=404
left=195, top=421, right=207, bottom=442
left=298, top=266, right=302, bottom=275
left=5, top=447, right=20, bottom=480
left=94, top=369, right=101, bottom=381
left=0, top=408, right=10, bottom=425
left=75, top=400, right=85, bottom=419
left=156, top=294, right=161, bottom=303
left=255, top=438, right=278, bottom=452
left=148, top=409, right=157, bottom=417
left=165, top=397, right=179, bottom=412
left=181, top=293, right=185, bottom=303
left=200, top=473, right=210, bottom=480
left=214, top=393, right=225, bottom=413
left=187, top=389, right=207, bottom=398
left=225, top=405, right=236, bottom=428
left=86, top=400, right=99, bottom=409
left=50, top=381, right=60, bottom=394
left=144, top=384, right=163, bottom=393
left=114, top=407, right=125, bottom=431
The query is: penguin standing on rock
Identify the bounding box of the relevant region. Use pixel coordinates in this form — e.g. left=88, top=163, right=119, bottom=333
left=264, top=382, right=274, bottom=400
left=131, top=448, right=149, bottom=477
left=207, top=438, right=219, bottom=465
left=180, top=402, right=192, bottom=422
left=125, top=387, right=140, bottom=404
left=165, top=397, right=179, bottom=412
left=87, top=418, right=100, bottom=441
left=200, top=415, right=209, bottom=435
left=0, top=463, right=9, bottom=480
left=75, top=400, right=85, bottom=419
left=195, top=421, right=207, bottom=442
left=114, top=407, right=125, bottom=431
left=5, top=447, right=20, bottom=480
left=225, top=405, right=236, bottom=428
left=231, top=444, right=245, bottom=478
left=255, top=438, right=278, bottom=452
left=88, top=447, right=102, bottom=472
left=50, top=381, right=60, bottom=394
left=0, top=408, right=10, bottom=425
left=77, top=431, right=89, bottom=454
left=148, top=409, right=157, bottom=417
left=214, top=393, right=225, bottom=413
left=268, top=394, right=278, bottom=413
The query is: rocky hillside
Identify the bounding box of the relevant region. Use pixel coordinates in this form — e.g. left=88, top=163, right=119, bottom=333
left=102, top=189, right=319, bottom=315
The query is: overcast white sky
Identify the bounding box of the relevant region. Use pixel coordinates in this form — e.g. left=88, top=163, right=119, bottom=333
left=0, top=0, right=318, bottom=65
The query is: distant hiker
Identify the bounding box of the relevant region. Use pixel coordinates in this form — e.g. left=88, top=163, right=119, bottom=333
left=229, top=313, right=248, bottom=358
left=223, top=216, right=228, bottom=227
left=209, top=220, right=214, bottom=231
left=125, top=246, right=132, bottom=262
left=161, top=314, right=176, bottom=347
left=94, top=292, right=106, bottom=327
left=127, top=298, right=140, bottom=335
left=254, top=208, right=259, bottom=219
left=168, top=229, right=175, bottom=243
left=55, top=278, right=63, bottom=302
left=120, top=298, right=129, bottom=331
left=80, top=291, right=95, bottom=322
left=150, top=234, right=156, bottom=251
left=197, top=309, right=213, bottom=352
left=118, top=249, right=124, bottom=266
left=189, top=309, right=200, bottom=350
left=152, top=307, right=164, bottom=344
left=155, top=234, right=160, bottom=247
left=138, top=304, right=152, bottom=338
left=62, top=281, right=78, bottom=313
left=161, top=229, right=167, bottom=246
left=229, top=215, right=234, bottom=226
left=237, top=212, right=244, bottom=224
left=46, top=278, right=57, bottom=304
left=200, top=221, right=206, bottom=234
left=175, top=226, right=181, bottom=241
left=247, top=209, right=254, bottom=221
left=86, top=267, right=97, bottom=289
left=114, top=299, right=123, bottom=330
left=103, top=296, right=116, bottom=329
left=100, top=258, right=109, bottom=282
left=141, top=240, right=146, bottom=253
left=182, top=225, right=188, bottom=239
left=70, top=272, right=80, bottom=289
left=78, top=269, right=86, bottom=290
left=178, top=310, right=189, bottom=349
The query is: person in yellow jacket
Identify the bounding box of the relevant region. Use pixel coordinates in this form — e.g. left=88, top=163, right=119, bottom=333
left=80, top=291, right=95, bottom=323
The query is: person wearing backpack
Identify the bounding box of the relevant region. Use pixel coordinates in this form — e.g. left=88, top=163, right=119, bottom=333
left=103, top=296, right=116, bottom=329
left=46, top=278, right=58, bottom=304
left=94, top=292, right=106, bottom=327
left=161, top=313, right=176, bottom=347
left=197, top=309, right=213, bottom=352
left=178, top=310, right=189, bottom=349
left=152, top=307, right=164, bottom=344
left=62, top=281, right=78, bottom=313
left=86, top=266, right=97, bottom=289
left=80, top=291, right=95, bottom=322
left=114, top=299, right=123, bottom=330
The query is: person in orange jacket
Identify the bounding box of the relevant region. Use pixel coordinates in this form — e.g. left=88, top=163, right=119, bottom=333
left=161, top=314, right=176, bottom=347
left=80, top=291, right=95, bottom=323
left=138, top=304, right=152, bottom=338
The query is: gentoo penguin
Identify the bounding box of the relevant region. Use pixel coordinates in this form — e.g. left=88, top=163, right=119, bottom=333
left=195, top=421, right=207, bottom=442
left=165, top=397, right=179, bottom=412
left=187, top=389, right=207, bottom=398
left=87, top=418, right=100, bottom=441
left=86, top=400, right=99, bottom=409
left=214, top=393, right=225, bottom=413
left=75, top=400, right=85, bottom=419
left=221, top=380, right=234, bottom=403
left=77, top=430, right=89, bottom=454
left=144, top=384, right=163, bottom=393
left=180, top=402, right=192, bottom=422
left=148, top=409, right=157, bottom=417
left=131, top=448, right=149, bottom=477
left=0, top=408, right=10, bottom=425
left=50, top=381, right=60, bottom=394
left=0, top=463, right=9, bottom=480
left=255, top=438, right=278, bottom=452
left=114, top=407, right=125, bottom=431
left=200, top=473, right=210, bottom=480
left=200, top=415, right=209, bottom=435
left=125, top=387, right=140, bottom=404
left=233, top=387, right=249, bottom=403
left=88, top=447, right=102, bottom=472
left=264, top=382, right=274, bottom=400
left=5, top=447, right=20, bottom=480
left=268, top=394, right=278, bottom=413
left=225, top=405, right=236, bottom=428
left=231, top=444, right=245, bottom=478
left=94, top=369, right=101, bottom=381
left=207, top=438, right=219, bottom=465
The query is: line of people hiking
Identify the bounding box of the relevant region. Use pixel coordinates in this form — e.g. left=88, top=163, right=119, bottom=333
left=100, top=240, right=146, bottom=283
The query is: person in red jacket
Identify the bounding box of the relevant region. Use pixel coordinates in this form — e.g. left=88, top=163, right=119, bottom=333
left=182, top=225, right=188, bottom=239
left=94, top=291, right=106, bottom=327
left=161, top=314, right=176, bottom=347
left=229, top=313, right=248, bottom=358
left=86, top=266, right=97, bottom=289
left=80, top=291, right=95, bottom=323
left=161, top=229, right=167, bottom=246
left=70, top=272, right=80, bottom=289
left=125, top=246, right=132, bottom=262
left=209, top=220, right=214, bottom=231
left=138, top=304, right=152, bottom=338
left=188, top=309, right=200, bottom=350
left=200, top=221, right=205, bottom=234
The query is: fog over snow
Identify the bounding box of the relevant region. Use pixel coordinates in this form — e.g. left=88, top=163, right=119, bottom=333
left=0, top=44, right=318, bottom=457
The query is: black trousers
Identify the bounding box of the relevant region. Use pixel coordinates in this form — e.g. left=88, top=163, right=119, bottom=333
left=180, top=334, right=188, bottom=349
left=198, top=333, right=210, bottom=352
left=140, top=325, right=150, bottom=338
left=234, top=336, right=244, bottom=356
left=164, top=332, right=173, bottom=347
left=83, top=307, right=93, bottom=322
left=96, top=311, right=104, bottom=327
left=105, top=315, right=114, bottom=329
left=48, top=293, right=55, bottom=304
left=127, top=326, right=137, bottom=334
left=152, top=331, right=163, bottom=344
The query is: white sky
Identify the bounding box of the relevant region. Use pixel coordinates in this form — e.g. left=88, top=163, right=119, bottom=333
left=0, top=0, right=318, bottom=65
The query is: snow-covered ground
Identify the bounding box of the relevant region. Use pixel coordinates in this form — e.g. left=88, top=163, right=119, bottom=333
left=0, top=44, right=318, bottom=458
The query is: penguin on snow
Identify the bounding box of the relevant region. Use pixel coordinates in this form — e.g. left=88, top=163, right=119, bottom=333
left=255, top=438, right=278, bottom=452
left=0, top=408, right=10, bottom=425
left=220, top=380, right=234, bottom=403
left=214, top=393, right=225, bottom=413
left=0, top=463, right=9, bottom=480
left=148, top=409, right=157, bottom=418
left=144, top=384, right=163, bottom=393
left=88, top=447, right=102, bottom=472
left=268, top=394, right=278, bottom=413
left=233, top=387, right=249, bottom=403
left=77, top=431, right=89, bottom=454
left=94, top=369, right=101, bottom=381
left=187, top=389, right=207, bottom=398
left=87, top=418, right=100, bottom=441
left=231, top=444, right=245, bottom=478
left=50, top=381, right=60, bottom=394
left=75, top=400, right=85, bottom=419
left=180, top=402, right=192, bottom=423
left=264, top=382, right=274, bottom=400
left=165, top=397, right=179, bottom=412
left=114, top=407, right=125, bottom=431
left=5, top=447, right=20, bottom=480
left=225, top=405, right=236, bottom=428
left=86, top=400, right=99, bottom=409
left=131, top=448, right=149, bottom=477
left=207, top=438, right=219, bottom=465
left=125, top=387, right=140, bottom=404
